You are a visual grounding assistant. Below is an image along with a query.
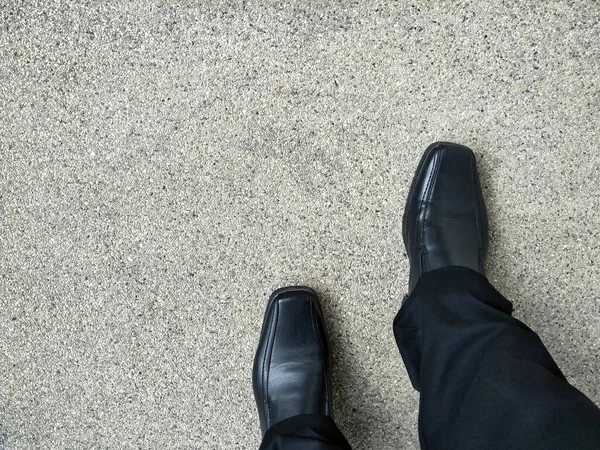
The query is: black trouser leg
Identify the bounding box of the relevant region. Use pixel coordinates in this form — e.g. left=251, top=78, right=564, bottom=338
left=258, top=414, right=351, bottom=450
left=394, top=266, right=600, bottom=450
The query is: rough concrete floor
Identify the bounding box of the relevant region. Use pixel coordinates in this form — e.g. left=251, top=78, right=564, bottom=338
left=1, top=1, right=599, bottom=449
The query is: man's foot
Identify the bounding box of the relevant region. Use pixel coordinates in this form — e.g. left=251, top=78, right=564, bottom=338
left=252, top=286, right=333, bottom=435
left=403, top=142, right=489, bottom=293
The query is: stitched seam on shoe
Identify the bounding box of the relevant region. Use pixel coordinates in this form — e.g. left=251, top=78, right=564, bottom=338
left=418, top=150, right=441, bottom=273
left=310, top=299, right=330, bottom=416
left=470, top=154, right=484, bottom=272
left=263, top=301, right=279, bottom=429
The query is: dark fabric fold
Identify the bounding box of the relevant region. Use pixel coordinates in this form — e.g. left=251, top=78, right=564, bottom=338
left=394, top=266, right=600, bottom=450
left=259, top=414, right=351, bottom=450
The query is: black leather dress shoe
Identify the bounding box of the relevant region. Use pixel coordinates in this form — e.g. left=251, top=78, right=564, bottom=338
left=253, top=286, right=333, bottom=436
left=403, top=142, right=489, bottom=293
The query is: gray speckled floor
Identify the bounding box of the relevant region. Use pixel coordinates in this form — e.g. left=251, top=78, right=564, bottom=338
left=1, top=1, right=599, bottom=449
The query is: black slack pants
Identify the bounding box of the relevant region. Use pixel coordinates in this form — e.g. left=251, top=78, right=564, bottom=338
left=259, top=267, right=600, bottom=450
